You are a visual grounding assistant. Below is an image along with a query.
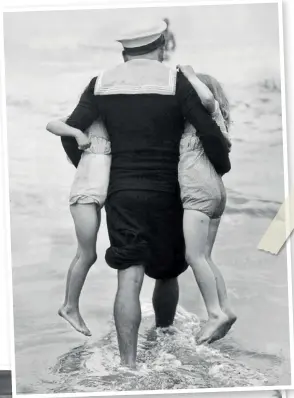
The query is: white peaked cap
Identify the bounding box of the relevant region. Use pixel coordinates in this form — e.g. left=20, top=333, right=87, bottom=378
left=117, top=19, right=167, bottom=49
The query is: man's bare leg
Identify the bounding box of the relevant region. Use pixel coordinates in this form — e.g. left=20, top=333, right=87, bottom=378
left=114, top=265, right=145, bottom=369
left=152, top=278, right=179, bottom=327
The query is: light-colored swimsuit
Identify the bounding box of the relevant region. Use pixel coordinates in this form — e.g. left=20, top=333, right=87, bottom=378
left=178, top=101, right=231, bottom=219
left=69, top=119, right=111, bottom=207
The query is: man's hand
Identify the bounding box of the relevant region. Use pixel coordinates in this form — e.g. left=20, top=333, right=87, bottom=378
left=75, top=130, right=91, bottom=150
left=224, top=135, right=232, bottom=152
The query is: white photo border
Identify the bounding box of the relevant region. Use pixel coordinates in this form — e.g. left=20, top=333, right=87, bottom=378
left=0, top=0, right=293, bottom=396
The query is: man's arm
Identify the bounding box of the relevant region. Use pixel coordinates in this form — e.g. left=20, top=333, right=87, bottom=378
left=61, top=77, right=99, bottom=168
left=176, top=70, right=231, bottom=175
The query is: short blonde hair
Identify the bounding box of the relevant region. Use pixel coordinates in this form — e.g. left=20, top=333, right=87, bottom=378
left=196, top=73, right=231, bottom=131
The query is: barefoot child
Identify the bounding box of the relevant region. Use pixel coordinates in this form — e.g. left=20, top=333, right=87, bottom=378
left=46, top=115, right=111, bottom=336
left=178, top=65, right=237, bottom=345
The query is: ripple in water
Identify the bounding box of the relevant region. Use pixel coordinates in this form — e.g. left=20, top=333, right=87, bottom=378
left=44, top=304, right=269, bottom=393
left=226, top=189, right=281, bottom=219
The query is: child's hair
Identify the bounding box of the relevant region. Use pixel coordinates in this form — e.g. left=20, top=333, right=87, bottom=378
left=196, top=73, right=231, bottom=131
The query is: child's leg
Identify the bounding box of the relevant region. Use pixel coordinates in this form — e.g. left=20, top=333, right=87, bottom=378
left=205, top=218, right=231, bottom=313
left=183, top=209, right=230, bottom=344
left=63, top=247, right=81, bottom=308
left=59, top=203, right=101, bottom=336
left=205, top=217, right=237, bottom=341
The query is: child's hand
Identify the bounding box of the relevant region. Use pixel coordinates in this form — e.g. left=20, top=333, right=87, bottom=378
left=75, top=131, right=91, bottom=150
left=178, top=65, right=215, bottom=113
left=177, top=64, right=195, bottom=79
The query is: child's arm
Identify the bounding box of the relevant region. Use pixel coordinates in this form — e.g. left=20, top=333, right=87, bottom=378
left=178, top=65, right=216, bottom=113
left=46, top=117, right=91, bottom=150
left=178, top=65, right=232, bottom=151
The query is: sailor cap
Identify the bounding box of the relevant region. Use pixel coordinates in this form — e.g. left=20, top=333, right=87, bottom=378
left=117, top=20, right=167, bottom=55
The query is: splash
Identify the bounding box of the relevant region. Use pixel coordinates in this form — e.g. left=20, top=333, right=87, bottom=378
left=49, top=304, right=268, bottom=393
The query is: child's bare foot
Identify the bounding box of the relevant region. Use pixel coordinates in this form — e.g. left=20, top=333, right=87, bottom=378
left=196, top=312, right=229, bottom=345
left=58, top=305, right=91, bottom=337
left=209, top=309, right=237, bottom=344
left=221, top=308, right=237, bottom=334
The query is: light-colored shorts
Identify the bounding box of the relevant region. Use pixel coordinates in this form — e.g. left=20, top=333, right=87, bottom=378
left=178, top=132, right=227, bottom=219
left=69, top=139, right=111, bottom=208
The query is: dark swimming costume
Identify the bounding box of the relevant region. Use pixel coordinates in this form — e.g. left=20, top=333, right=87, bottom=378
left=105, top=190, right=188, bottom=280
